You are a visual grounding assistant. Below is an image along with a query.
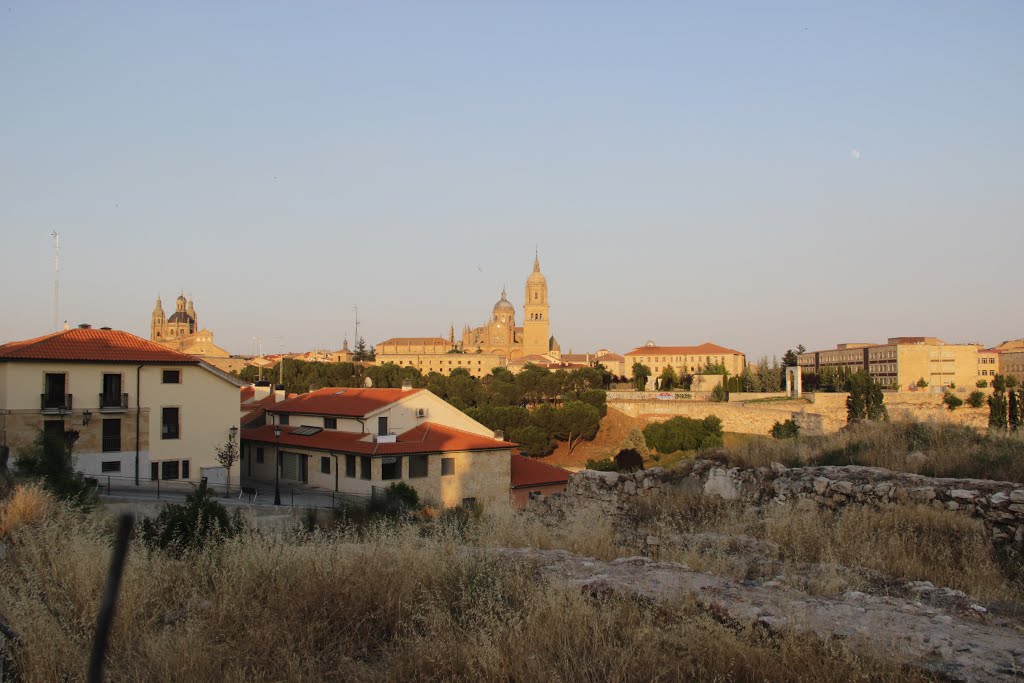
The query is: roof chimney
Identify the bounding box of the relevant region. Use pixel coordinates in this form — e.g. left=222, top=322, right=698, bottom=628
left=78, top=323, right=92, bottom=329
left=274, top=383, right=286, bottom=402
left=252, top=381, right=271, bottom=402
left=493, top=429, right=504, bottom=441
left=401, top=379, right=413, bottom=391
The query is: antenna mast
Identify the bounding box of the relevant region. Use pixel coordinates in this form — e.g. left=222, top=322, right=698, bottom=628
left=353, top=305, right=360, bottom=346
left=51, top=231, right=60, bottom=331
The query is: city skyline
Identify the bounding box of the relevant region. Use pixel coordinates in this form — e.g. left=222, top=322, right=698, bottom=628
left=2, top=2, right=1022, bottom=358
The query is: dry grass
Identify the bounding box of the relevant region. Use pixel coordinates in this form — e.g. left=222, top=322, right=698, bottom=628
left=718, top=420, right=1024, bottom=483
left=0, top=484, right=57, bottom=537
left=634, top=490, right=1023, bottom=603
left=0, top=490, right=935, bottom=682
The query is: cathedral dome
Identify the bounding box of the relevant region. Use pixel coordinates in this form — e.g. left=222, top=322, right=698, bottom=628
left=493, top=289, right=515, bottom=314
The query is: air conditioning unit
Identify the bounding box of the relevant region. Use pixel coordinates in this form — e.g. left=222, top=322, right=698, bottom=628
left=415, top=408, right=427, bottom=418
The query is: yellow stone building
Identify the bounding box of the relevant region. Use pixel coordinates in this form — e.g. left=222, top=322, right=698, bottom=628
left=625, top=342, right=747, bottom=389
left=799, top=337, right=991, bottom=391
left=460, top=254, right=559, bottom=359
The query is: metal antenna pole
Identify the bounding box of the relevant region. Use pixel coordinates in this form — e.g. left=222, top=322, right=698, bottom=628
left=51, top=231, right=60, bottom=331
left=353, top=304, right=360, bottom=346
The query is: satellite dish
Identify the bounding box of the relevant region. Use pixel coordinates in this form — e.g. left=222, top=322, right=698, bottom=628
left=363, top=377, right=373, bottom=388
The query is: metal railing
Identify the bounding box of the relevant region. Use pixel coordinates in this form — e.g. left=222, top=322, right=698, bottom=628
left=40, top=393, right=72, bottom=411
left=87, top=473, right=373, bottom=509
left=98, top=392, right=129, bottom=410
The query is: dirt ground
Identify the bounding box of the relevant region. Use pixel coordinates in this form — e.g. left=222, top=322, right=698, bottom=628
left=544, top=408, right=643, bottom=469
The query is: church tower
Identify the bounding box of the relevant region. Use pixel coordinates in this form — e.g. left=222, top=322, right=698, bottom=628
left=522, top=253, right=550, bottom=356
left=151, top=296, right=166, bottom=340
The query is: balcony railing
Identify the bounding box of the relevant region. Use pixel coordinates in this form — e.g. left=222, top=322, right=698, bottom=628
left=99, top=392, right=129, bottom=410
left=40, top=393, right=72, bottom=412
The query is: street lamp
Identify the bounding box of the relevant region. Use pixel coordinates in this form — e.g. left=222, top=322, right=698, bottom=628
left=273, top=425, right=282, bottom=506
left=82, top=409, right=92, bottom=426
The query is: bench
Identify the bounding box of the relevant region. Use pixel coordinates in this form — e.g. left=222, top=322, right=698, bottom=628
left=239, top=486, right=259, bottom=503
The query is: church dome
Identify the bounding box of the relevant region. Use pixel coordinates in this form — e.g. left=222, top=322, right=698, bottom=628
left=493, top=289, right=515, bottom=313
left=167, top=311, right=195, bottom=324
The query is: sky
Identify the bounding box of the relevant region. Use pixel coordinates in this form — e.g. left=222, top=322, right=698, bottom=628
left=1, top=1, right=1022, bottom=360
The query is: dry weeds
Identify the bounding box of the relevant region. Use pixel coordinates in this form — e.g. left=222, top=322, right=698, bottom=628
left=0, top=489, right=937, bottom=682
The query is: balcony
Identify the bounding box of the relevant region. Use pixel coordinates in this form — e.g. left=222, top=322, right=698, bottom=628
left=40, top=393, right=73, bottom=413
left=99, top=392, right=129, bottom=411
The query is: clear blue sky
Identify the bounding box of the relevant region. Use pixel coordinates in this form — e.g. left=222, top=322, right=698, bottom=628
left=2, top=1, right=1021, bottom=359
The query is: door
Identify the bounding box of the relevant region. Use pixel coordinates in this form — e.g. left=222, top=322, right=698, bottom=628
left=377, top=416, right=388, bottom=436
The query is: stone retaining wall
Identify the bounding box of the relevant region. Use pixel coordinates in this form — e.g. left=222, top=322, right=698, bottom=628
left=552, top=461, right=1024, bottom=544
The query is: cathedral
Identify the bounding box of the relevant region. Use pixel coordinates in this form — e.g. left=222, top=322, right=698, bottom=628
left=150, top=294, right=230, bottom=359
left=460, top=254, right=560, bottom=360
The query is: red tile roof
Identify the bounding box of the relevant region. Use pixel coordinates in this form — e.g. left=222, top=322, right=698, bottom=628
left=240, top=386, right=256, bottom=403
left=241, top=422, right=512, bottom=456
left=0, top=328, right=200, bottom=364
left=240, top=407, right=267, bottom=428
left=268, top=387, right=422, bottom=417
left=597, top=353, right=625, bottom=361
left=379, top=337, right=451, bottom=346
left=625, top=342, right=744, bottom=357
left=510, top=454, right=570, bottom=488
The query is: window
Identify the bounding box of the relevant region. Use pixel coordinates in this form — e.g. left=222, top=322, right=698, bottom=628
left=345, top=454, right=356, bottom=478
left=320, top=456, right=331, bottom=474
left=43, top=373, right=67, bottom=409
left=278, top=414, right=290, bottom=426
left=441, top=458, right=455, bottom=476
left=101, top=373, right=123, bottom=407
left=162, top=369, right=181, bottom=384
left=324, top=417, right=337, bottom=429
left=377, top=416, right=388, bottom=436
left=161, top=407, right=180, bottom=439
left=182, top=460, right=190, bottom=479
left=360, top=456, right=372, bottom=480
left=461, top=497, right=478, bottom=508
left=101, top=461, right=121, bottom=473
left=381, top=456, right=402, bottom=480
left=102, top=418, right=121, bottom=452
left=256, top=447, right=264, bottom=464
left=409, top=454, right=428, bottom=478
left=161, top=460, right=180, bottom=480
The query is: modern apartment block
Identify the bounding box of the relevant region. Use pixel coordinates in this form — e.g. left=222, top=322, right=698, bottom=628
left=0, top=326, right=242, bottom=484
left=798, top=337, right=988, bottom=391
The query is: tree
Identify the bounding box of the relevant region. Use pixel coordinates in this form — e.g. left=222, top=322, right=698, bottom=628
left=554, top=401, right=601, bottom=454
left=710, top=384, right=726, bottom=402
left=967, top=391, right=986, bottom=408
left=631, top=362, right=651, bottom=391
left=215, top=429, right=240, bottom=497
left=781, top=348, right=799, bottom=369
left=1009, top=389, right=1021, bottom=432
left=619, top=427, right=650, bottom=458
left=14, top=428, right=95, bottom=508
left=508, top=425, right=555, bottom=457
left=846, top=370, right=888, bottom=423
left=658, top=364, right=677, bottom=390
left=988, top=375, right=1009, bottom=430
left=977, top=380, right=989, bottom=388
left=943, top=392, right=963, bottom=411
left=916, top=378, right=928, bottom=389
left=642, top=415, right=723, bottom=453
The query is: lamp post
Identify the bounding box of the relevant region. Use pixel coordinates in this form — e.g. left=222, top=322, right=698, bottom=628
left=273, top=425, right=282, bottom=506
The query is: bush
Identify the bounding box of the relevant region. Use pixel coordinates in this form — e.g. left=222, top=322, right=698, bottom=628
left=943, top=393, right=963, bottom=411
left=619, top=427, right=650, bottom=458
left=367, top=482, right=422, bottom=519
left=643, top=416, right=724, bottom=454
left=967, top=391, right=986, bottom=408
left=584, top=458, right=618, bottom=472
left=139, top=481, right=244, bottom=554
left=978, top=380, right=989, bottom=388
left=710, top=384, right=726, bottom=402
left=613, top=449, right=645, bottom=472
left=770, top=419, right=800, bottom=439
left=916, top=378, right=929, bottom=389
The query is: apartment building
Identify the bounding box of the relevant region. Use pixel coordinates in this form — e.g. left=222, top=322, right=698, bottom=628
left=240, top=385, right=512, bottom=508
left=799, top=337, right=985, bottom=391
left=0, top=326, right=242, bottom=484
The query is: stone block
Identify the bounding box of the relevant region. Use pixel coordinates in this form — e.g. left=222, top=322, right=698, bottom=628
left=948, top=489, right=977, bottom=501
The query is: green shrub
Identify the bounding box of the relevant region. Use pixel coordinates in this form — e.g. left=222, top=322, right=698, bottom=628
left=710, top=384, right=726, bottom=402
left=770, top=419, right=800, bottom=439
left=643, top=415, right=724, bottom=454
left=585, top=458, right=618, bottom=472
left=977, top=380, right=989, bottom=388
left=14, top=429, right=96, bottom=509
left=943, top=393, right=963, bottom=411
left=368, top=482, right=422, bottom=519
left=967, top=391, right=986, bottom=409
left=139, top=481, right=244, bottom=554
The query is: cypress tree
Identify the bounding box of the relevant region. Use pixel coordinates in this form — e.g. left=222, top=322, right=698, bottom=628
left=988, top=375, right=1009, bottom=430
left=1009, top=389, right=1021, bottom=432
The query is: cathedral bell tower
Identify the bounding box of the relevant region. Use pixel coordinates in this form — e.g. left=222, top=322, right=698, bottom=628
left=522, top=253, right=550, bottom=356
